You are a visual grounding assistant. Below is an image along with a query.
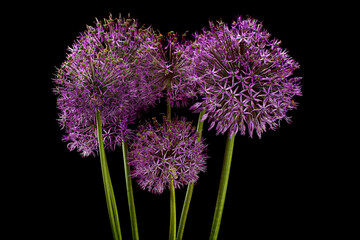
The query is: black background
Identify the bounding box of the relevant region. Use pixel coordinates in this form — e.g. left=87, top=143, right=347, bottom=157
left=6, top=1, right=347, bottom=239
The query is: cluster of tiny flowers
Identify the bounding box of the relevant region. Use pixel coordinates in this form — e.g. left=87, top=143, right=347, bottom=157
left=53, top=15, right=161, bottom=156
left=190, top=17, right=302, bottom=138
left=128, top=117, right=207, bottom=194
left=143, top=31, right=199, bottom=107
left=54, top=14, right=302, bottom=197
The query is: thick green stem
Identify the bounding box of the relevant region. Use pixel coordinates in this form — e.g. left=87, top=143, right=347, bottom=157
left=176, top=182, right=194, bottom=240
left=166, top=95, right=176, bottom=240
left=96, top=111, right=122, bottom=240
left=169, top=180, right=176, bottom=240
left=209, top=131, right=235, bottom=240
left=176, top=109, right=206, bottom=240
left=122, top=141, right=139, bottom=240
left=108, top=169, right=121, bottom=240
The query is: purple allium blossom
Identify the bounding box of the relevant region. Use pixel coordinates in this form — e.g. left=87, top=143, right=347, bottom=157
left=190, top=17, right=302, bottom=138
left=128, top=117, right=208, bottom=194
left=144, top=31, right=199, bottom=107
left=53, top=15, right=161, bottom=156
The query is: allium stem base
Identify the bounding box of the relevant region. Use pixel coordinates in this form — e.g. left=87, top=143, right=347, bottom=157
left=176, top=182, right=194, bottom=240
left=96, top=111, right=122, bottom=240
left=122, top=141, right=139, bottom=240
left=177, top=109, right=206, bottom=240
left=209, top=131, right=235, bottom=240
left=169, top=180, right=176, bottom=240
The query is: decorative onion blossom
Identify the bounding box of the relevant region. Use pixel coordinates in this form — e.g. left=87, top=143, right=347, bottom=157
left=53, top=15, right=161, bottom=156
left=128, top=117, right=208, bottom=194
left=144, top=31, right=199, bottom=107
left=190, top=17, right=302, bottom=138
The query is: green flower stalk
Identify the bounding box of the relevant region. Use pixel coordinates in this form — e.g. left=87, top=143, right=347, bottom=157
left=122, top=141, right=139, bottom=240
left=209, top=131, right=235, bottom=240
left=177, top=109, right=206, bottom=240
left=167, top=102, right=176, bottom=240
left=96, top=111, right=122, bottom=240
left=169, top=179, right=177, bottom=240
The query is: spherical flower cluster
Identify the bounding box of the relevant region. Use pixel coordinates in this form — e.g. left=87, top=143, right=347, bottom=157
left=190, top=17, right=302, bottom=138
left=128, top=117, right=208, bottom=194
left=53, top=15, right=161, bottom=156
left=144, top=31, right=199, bottom=107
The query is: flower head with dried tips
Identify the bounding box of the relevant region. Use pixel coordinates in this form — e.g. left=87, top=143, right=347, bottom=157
left=190, top=17, right=302, bottom=138
left=128, top=117, right=208, bottom=194
left=144, top=31, right=199, bottom=107
left=53, top=15, right=161, bottom=156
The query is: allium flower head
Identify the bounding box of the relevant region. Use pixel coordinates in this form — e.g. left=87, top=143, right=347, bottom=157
left=144, top=31, right=199, bottom=107
left=53, top=15, right=161, bottom=156
left=190, top=17, right=302, bottom=138
left=128, top=117, right=207, bottom=194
